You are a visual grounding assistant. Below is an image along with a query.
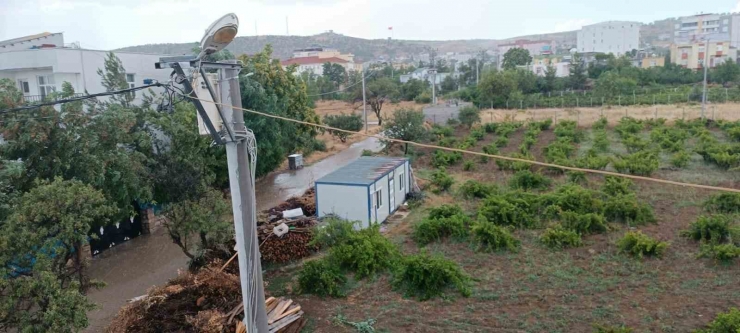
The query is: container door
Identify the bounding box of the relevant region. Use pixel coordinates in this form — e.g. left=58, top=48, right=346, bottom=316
left=389, top=179, right=395, bottom=211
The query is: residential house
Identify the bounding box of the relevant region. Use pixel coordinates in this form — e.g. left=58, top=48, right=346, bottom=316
left=281, top=47, right=362, bottom=75
left=0, top=32, right=172, bottom=104
left=670, top=40, right=737, bottom=69
left=399, top=68, right=450, bottom=85
left=529, top=55, right=571, bottom=77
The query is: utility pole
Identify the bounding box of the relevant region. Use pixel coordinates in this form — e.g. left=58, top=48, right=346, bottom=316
left=701, top=41, right=710, bottom=119
left=430, top=69, right=437, bottom=105
left=362, top=68, right=368, bottom=132
left=220, top=60, right=269, bottom=333
left=475, top=58, right=479, bottom=85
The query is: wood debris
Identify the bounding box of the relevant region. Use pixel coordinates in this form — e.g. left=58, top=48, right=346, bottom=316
left=230, top=297, right=305, bottom=333
left=257, top=188, right=319, bottom=263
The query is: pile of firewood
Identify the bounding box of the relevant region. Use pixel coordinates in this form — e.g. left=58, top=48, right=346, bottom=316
left=258, top=217, right=317, bottom=263
left=264, top=188, right=316, bottom=220
left=232, top=297, right=305, bottom=333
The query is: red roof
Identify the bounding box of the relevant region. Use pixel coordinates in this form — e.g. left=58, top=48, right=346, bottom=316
left=281, top=56, right=349, bottom=66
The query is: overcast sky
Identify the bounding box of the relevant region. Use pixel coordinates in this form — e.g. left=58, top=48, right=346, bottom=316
left=1, top=0, right=739, bottom=50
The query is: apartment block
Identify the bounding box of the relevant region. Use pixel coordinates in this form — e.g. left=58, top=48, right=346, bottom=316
left=670, top=41, right=737, bottom=69
left=577, top=21, right=641, bottom=56
left=674, top=13, right=740, bottom=47
left=281, top=47, right=362, bottom=75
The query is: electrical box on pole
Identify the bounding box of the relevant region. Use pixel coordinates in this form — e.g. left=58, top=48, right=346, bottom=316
left=193, top=72, right=223, bottom=136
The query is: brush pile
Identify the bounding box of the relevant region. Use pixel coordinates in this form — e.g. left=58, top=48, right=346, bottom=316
left=107, top=263, right=305, bottom=333
left=258, top=189, right=319, bottom=263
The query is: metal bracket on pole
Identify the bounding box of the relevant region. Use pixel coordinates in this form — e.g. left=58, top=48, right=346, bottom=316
left=170, top=62, right=224, bottom=145
left=199, top=66, right=236, bottom=142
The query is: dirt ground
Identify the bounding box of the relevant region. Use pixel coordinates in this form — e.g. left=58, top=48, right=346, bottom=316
left=482, top=103, right=740, bottom=128
left=262, top=120, right=740, bottom=333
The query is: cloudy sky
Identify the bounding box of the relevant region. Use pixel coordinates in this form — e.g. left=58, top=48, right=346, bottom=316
left=1, top=0, right=739, bottom=50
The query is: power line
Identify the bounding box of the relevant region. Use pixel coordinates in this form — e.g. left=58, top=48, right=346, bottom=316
left=0, top=83, right=165, bottom=114
left=180, top=93, right=740, bottom=194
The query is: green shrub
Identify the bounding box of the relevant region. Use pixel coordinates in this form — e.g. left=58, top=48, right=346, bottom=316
left=308, top=139, right=327, bottom=153
left=495, top=153, right=533, bottom=171
left=432, top=124, right=455, bottom=138
left=622, top=135, right=649, bottom=152
left=298, top=258, right=347, bottom=297
left=361, top=149, right=374, bottom=157
left=709, top=151, right=740, bottom=169
left=698, top=244, right=740, bottom=262
left=560, top=211, right=608, bottom=234
left=428, top=204, right=464, bottom=219
left=459, top=180, right=497, bottom=199
left=471, top=219, right=520, bottom=252
left=593, top=324, right=634, bottom=333
left=603, top=194, right=656, bottom=226
left=482, top=143, right=499, bottom=155
left=438, top=137, right=457, bottom=148
left=540, top=184, right=603, bottom=215
left=330, top=225, right=400, bottom=278
left=574, top=153, right=610, bottom=170
left=704, top=193, right=740, bottom=214
left=324, top=113, right=363, bottom=142
left=457, top=137, right=476, bottom=150
left=310, top=218, right=358, bottom=248
left=592, top=117, right=608, bottom=130
left=644, top=118, right=666, bottom=128
left=602, top=176, right=634, bottom=196
left=494, top=136, right=509, bottom=148
left=681, top=215, right=739, bottom=244
left=531, top=119, right=553, bottom=130
left=509, top=170, right=552, bottom=191
left=651, top=127, right=689, bottom=152
left=477, top=192, right=537, bottom=228
left=540, top=225, right=583, bottom=249
left=463, top=160, right=474, bottom=171
left=446, top=117, right=460, bottom=126
left=592, top=130, right=610, bottom=152
left=520, top=136, right=537, bottom=153
left=543, top=138, right=576, bottom=162
left=431, top=168, right=454, bottom=193
left=483, top=122, right=498, bottom=133
left=671, top=150, right=691, bottom=168
left=617, top=231, right=668, bottom=258
left=694, top=307, right=740, bottom=333
left=469, top=128, right=485, bottom=141
left=415, top=92, right=432, bottom=104
left=614, top=117, right=644, bottom=137
left=412, top=213, right=470, bottom=245
left=567, top=171, right=587, bottom=183
left=554, top=120, right=584, bottom=142
left=478, top=155, right=489, bottom=164
left=393, top=251, right=472, bottom=300
left=494, top=122, right=521, bottom=137
left=612, top=151, right=660, bottom=176
left=431, top=150, right=462, bottom=167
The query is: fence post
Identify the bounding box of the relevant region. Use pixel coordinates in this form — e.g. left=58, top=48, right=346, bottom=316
left=633, top=91, right=636, bottom=105
left=727, top=88, right=730, bottom=103
left=625, top=108, right=628, bottom=118
left=520, top=100, right=523, bottom=110
left=576, top=97, right=579, bottom=108
left=668, top=94, right=671, bottom=104
left=654, top=106, right=657, bottom=119
left=561, top=98, right=564, bottom=108
left=618, top=95, right=621, bottom=106
left=682, top=107, right=685, bottom=120
left=506, top=100, right=509, bottom=109
left=590, top=97, right=593, bottom=107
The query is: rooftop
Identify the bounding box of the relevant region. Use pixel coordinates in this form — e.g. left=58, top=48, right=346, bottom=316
left=0, top=32, right=62, bottom=48
left=281, top=56, right=349, bottom=66
left=316, top=157, right=408, bottom=185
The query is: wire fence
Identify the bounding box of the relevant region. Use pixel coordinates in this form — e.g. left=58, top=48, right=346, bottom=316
left=487, top=87, right=737, bottom=110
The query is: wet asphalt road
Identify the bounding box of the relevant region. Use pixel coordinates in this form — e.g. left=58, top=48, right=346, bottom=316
left=84, top=137, right=382, bottom=332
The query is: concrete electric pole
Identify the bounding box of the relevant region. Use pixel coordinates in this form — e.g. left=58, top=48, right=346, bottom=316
left=362, top=67, right=368, bottom=132
left=701, top=40, right=710, bottom=119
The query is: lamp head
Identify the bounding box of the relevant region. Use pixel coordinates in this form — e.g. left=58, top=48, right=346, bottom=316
left=198, top=13, right=239, bottom=60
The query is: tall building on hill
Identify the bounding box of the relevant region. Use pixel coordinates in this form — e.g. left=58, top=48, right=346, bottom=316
left=281, top=47, right=362, bottom=75
left=674, top=13, right=740, bottom=47
left=577, top=21, right=641, bottom=56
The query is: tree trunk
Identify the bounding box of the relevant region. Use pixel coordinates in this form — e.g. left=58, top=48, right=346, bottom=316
left=404, top=143, right=409, bottom=155
left=73, top=241, right=91, bottom=293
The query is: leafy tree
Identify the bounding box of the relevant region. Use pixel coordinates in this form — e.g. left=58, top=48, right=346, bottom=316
left=440, top=75, right=457, bottom=94
left=382, top=108, right=427, bottom=154
left=0, top=81, right=152, bottom=224
left=544, top=64, right=558, bottom=92
left=191, top=44, right=235, bottom=62
left=478, top=70, right=519, bottom=107
left=324, top=113, right=363, bottom=142
left=569, top=52, right=588, bottom=90
left=594, top=71, right=638, bottom=97
left=362, top=77, right=399, bottom=126
left=163, top=188, right=233, bottom=263
left=458, top=106, right=481, bottom=128
left=0, top=179, right=113, bottom=332
left=239, top=45, right=321, bottom=177
left=322, top=62, right=347, bottom=87
left=712, top=59, right=740, bottom=84
left=502, top=48, right=532, bottom=70
left=96, top=52, right=134, bottom=107
left=400, top=78, right=426, bottom=101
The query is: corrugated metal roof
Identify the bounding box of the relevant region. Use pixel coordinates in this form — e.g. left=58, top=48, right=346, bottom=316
left=316, top=157, right=407, bottom=186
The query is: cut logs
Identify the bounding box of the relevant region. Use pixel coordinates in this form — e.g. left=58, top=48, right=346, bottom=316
left=231, top=297, right=305, bottom=333
left=258, top=189, right=319, bottom=263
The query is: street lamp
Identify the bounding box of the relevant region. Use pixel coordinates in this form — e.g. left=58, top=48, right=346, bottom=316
left=198, top=13, right=239, bottom=60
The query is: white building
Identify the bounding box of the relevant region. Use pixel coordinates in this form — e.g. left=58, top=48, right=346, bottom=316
left=399, top=68, right=450, bottom=85
left=280, top=47, right=362, bottom=75
left=0, top=33, right=172, bottom=104
left=315, top=157, right=410, bottom=228
left=577, top=21, right=641, bottom=56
